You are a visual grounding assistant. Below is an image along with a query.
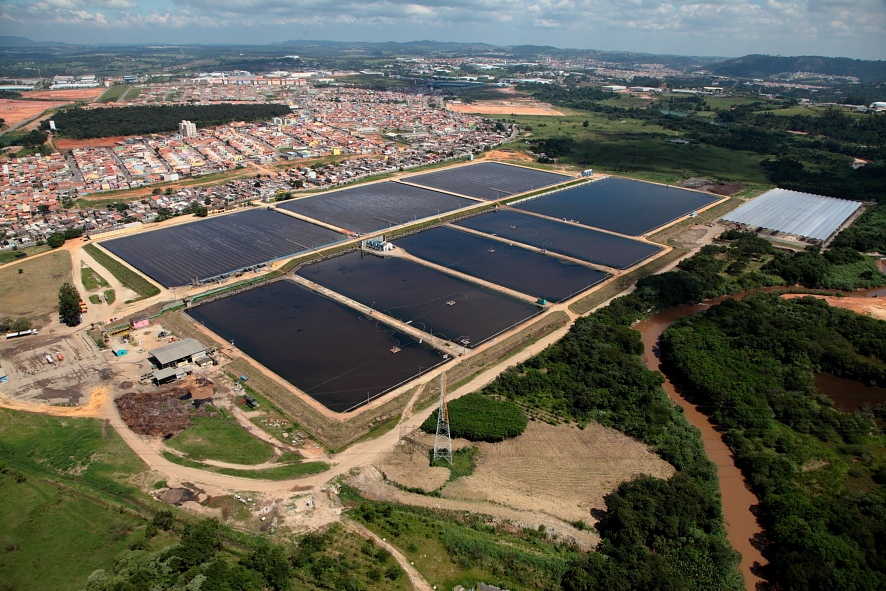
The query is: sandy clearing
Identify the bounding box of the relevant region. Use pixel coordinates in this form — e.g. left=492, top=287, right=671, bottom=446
left=447, top=101, right=565, bottom=116
left=780, top=294, right=886, bottom=320
left=374, top=420, right=675, bottom=525
left=21, top=88, right=107, bottom=101
left=0, top=99, right=71, bottom=129
left=0, top=386, right=108, bottom=418
left=55, top=135, right=139, bottom=150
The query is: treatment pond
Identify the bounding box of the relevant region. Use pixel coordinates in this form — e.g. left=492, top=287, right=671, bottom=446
left=394, top=226, right=608, bottom=303
left=455, top=210, right=662, bottom=269
left=298, top=250, right=541, bottom=347
left=188, top=280, right=447, bottom=413
left=513, top=177, right=722, bottom=236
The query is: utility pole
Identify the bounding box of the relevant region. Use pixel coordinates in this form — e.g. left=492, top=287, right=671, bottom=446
left=433, top=372, right=452, bottom=464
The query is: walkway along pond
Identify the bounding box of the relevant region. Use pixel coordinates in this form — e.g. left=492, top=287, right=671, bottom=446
left=635, top=304, right=767, bottom=591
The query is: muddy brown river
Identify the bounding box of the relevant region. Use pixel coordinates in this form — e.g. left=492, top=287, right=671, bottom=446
left=635, top=304, right=766, bottom=590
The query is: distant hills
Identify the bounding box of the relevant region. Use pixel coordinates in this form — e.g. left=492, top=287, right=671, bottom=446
left=712, top=54, right=886, bottom=83
left=0, top=36, right=67, bottom=47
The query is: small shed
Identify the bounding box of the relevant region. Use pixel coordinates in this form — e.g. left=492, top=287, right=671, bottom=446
left=130, top=315, right=150, bottom=329
left=151, top=365, right=193, bottom=385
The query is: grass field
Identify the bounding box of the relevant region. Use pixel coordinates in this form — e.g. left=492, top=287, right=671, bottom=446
left=81, top=264, right=110, bottom=291
left=84, top=243, right=160, bottom=301
left=500, top=112, right=770, bottom=184
left=97, top=84, right=131, bottom=103
left=121, top=87, right=141, bottom=101
left=0, top=250, right=72, bottom=320
left=0, top=244, right=51, bottom=265
left=214, top=462, right=329, bottom=480
left=0, top=409, right=166, bottom=591
left=104, top=289, right=116, bottom=304
left=166, top=407, right=276, bottom=465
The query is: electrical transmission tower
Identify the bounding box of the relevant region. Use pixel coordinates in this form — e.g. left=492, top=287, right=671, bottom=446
left=433, top=372, right=452, bottom=464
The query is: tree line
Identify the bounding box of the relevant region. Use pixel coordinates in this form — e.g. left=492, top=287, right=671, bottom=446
left=42, top=103, right=292, bottom=139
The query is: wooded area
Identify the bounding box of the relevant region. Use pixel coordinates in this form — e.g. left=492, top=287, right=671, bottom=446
left=662, top=294, right=886, bottom=590
left=43, top=104, right=291, bottom=139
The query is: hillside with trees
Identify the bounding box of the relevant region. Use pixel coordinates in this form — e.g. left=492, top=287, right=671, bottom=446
left=711, top=54, right=886, bottom=83
left=42, top=104, right=291, bottom=139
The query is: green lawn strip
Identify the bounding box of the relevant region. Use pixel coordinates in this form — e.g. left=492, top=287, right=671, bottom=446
left=81, top=264, right=110, bottom=291
left=160, top=451, right=208, bottom=469
left=214, top=462, right=329, bottom=480
left=276, top=451, right=303, bottom=463
left=103, top=289, right=116, bottom=304
left=165, top=408, right=276, bottom=465
left=88, top=294, right=101, bottom=304
left=83, top=243, right=160, bottom=300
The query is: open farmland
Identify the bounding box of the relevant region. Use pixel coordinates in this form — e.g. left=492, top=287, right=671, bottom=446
left=101, top=209, right=345, bottom=287
left=404, top=161, right=572, bottom=200
left=0, top=99, right=70, bottom=129
left=278, top=181, right=476, bottom=234
left=0, top=250, right=72, bottom=320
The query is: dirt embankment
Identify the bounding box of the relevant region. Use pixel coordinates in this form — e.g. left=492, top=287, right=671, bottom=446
left=780, top=294, right=886, bottom=320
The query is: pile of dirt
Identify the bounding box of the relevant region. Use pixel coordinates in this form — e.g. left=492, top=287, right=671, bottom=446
left=706, top=182, right=745, bottom=196
left=184, top=375, right=215, bottom=400
left=116, top=386, right=216, bottom=436
left=157, top=487, right=197, bottom=505
left=678, top=177, right=745, bottom=196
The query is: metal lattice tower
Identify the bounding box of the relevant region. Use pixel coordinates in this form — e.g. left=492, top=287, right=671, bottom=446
left=433, top=372, right=452, bottom=464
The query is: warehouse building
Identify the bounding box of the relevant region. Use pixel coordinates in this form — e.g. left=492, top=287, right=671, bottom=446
left=149, top=338, right=207, bottom=369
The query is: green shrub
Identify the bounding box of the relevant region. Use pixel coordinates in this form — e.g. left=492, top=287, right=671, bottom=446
left=420, top=392, right=527, bottom=442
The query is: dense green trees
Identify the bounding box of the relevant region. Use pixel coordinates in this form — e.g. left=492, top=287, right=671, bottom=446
left=421, top=392, right=527, bottom=442
left=661, top=293, right=886, bottom=590
left=58, top=282, right=81, bottom=326
left=44, top=104, right=291, bottom=139
left=832, top=204, right=886, bottom=253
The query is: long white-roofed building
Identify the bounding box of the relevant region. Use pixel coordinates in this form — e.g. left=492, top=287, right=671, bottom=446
left=722, top=188, right=862, bottom=242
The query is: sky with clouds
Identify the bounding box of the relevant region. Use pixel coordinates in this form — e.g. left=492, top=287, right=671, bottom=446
left=1, top=0, right=884, bottom=60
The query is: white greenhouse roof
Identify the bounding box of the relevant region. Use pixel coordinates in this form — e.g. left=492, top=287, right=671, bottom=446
left=722, top=188, right=861, bottom=241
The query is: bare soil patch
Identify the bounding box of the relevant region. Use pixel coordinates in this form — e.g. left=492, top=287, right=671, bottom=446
left=448, top=100, right=565, bottom=116
left=55, top=135, right=137, bottom=150
left=483, top=149, right=535, bottom=164
left=375, top=442, right=451, bottom=492
left=440, top=421, right=674, bottom=524
left=678, top=177, right=745, bottom=196
left=0, top=99, right=70, bottom=129
left=21, top=88, right=106, bottom=101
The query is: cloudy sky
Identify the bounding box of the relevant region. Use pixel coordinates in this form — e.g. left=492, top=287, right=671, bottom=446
left=2, top=0, right=884, bottom=60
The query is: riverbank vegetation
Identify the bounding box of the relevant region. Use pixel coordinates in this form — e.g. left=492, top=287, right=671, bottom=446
left=662, top=293, right=886, bottom=590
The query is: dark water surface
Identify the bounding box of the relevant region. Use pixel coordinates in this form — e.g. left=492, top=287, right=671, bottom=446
left=103, top=209, right=345, bottom=287
left=394, top=226, right=608, bottom=302
left=815, top=372, right=886, bottom=412
left=454, top=209, right=662, bottom=269
left=514, top=177, right=721, bottom=236
left=404, top=162, right=571, bottom=200
left=188, top=280, right=446, bottom=413
left=298, top=251, right=540, bottom=346
left=279, top=182, right=474, bottom=234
